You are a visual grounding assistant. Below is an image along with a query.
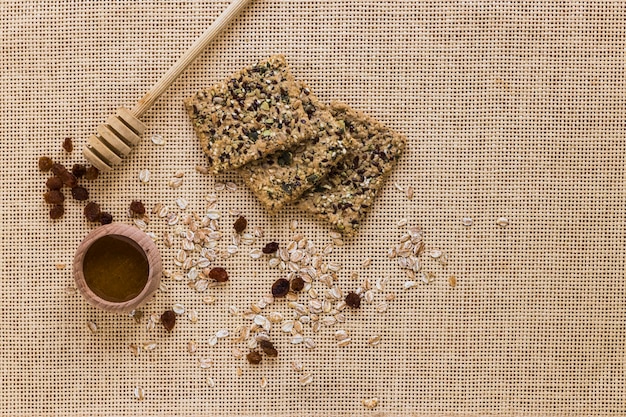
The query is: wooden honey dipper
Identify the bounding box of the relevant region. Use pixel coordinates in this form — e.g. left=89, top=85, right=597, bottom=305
left=82, top=0, right=252, bottom=172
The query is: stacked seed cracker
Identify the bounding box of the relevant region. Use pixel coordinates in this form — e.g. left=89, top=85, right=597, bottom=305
left=185, top=55, right=406, bottom=236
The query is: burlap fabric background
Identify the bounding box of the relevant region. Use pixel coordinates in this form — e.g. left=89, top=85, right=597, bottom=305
left=1, top=1, right=624, bottom=415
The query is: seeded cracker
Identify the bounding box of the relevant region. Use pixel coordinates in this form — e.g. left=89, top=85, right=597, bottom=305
left=297, top=102, right=406, bottom=236
left=238, top=82, right=357, bottom=214
left=184, top=55, right=316, bottom=174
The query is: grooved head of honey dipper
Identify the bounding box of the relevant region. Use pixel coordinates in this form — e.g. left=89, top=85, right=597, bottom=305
left=81, top=107, right=146, bottom=172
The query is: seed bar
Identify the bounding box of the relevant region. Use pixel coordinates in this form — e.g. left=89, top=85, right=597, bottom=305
left=184, top=55, right=318, bottom=174
left=238, top=83, right=358, bottom=214
left=296, top=101, right=407, bottom=236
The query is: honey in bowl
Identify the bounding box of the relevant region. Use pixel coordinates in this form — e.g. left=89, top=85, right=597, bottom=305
left=74, top=223, right=162, bottom=313
left=82, top=235, right=149, bottom=303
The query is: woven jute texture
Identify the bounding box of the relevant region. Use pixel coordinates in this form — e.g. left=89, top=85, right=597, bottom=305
left=1, top=1, right=624, bottom=415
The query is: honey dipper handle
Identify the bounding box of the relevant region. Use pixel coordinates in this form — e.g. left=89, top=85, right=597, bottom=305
left=131, top=0, right=252, bottom=118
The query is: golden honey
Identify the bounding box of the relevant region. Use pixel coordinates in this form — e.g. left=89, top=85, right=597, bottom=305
left=83, top=235, right=149, bottom=303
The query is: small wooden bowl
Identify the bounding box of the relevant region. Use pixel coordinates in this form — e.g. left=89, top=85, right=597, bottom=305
left=73, top=223, right=161, bottom=313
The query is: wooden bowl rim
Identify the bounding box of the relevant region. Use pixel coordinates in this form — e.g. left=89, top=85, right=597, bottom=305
left=73, top=223, right=161, bottom=313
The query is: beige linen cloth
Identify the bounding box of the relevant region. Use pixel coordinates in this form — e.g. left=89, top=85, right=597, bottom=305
left=0, top=1, right=624, bottom=415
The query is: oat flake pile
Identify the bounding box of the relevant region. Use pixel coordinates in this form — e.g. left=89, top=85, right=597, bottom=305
left=1, top=1, right=625, bottom=416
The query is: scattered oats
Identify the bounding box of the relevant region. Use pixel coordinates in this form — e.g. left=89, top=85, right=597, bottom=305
left=169, top=177, right=183, bottom=189
left=159, top=282, right=169, bottom=292
left=462, top=217, right=474, bottom=227
left=158, top=204, right=169, bottom=218
left=397, top=218, right=408, bottom=227
left=406, top=185, right=414, bottom=200
left=334, top=312, right=346, bottom=323
left=172, top=272, right=184, bottom=281
left=203, top=296, right=215, bottom=305
left=430, top=249, right=443, bottom=259
left=290, top=220, right=299, bottom=231
left=376, top=301, right=388, bottom=313
left=253, top=226, right=264, bottom=238
left=362, top=398, right=379, bottom=409
left=167, top=212, right=179, bottom=226
left=151, top=133, right=165, bottom=145
left=55, top=262, right=66, bottom=270
left=449, top=275, right=457, bottom=287
left=291, top=334, right=304, bottom=344
left=299, top=373, right=314, bottom=386
left=134, top=386, right=145, bottom=401
left=195, top=165, right=209, bottom=174
left=216, top=329, right=229, bottom=339
left=497, top=217, right=509, bottom=227
left=304, top=337, right=316, bottom=349
left=129, top=344, right=140, bottom=356
left=175, top=197, right=189, bottom=210
left=335, top=329, right=349, bottom=340
left=282, top=320, right=294, bottom=333
left=86, top=321, right=98, bottom=334
left=193, top=279, right=209, bottom=292
left=188, top=309, right=199, bottom=323
left=291, top=360, right=304, bottom=372
left=269, top=311, right=283, bottom=323
left=64, top=286, right=77, bottom=296
left=386, top=293, right=396, bottom=301
left=232, top=347, right=243, bottom=359
left=329, top=231, right=342, bottom=239
left=173, top=303, right=185, bottom=315
left=173, top=170, right=185, bottom=178
left=361, top=257, right=372, bottom=268
left=332, top=238, right=344, bottom=247
left=368, top=335, right=382, bottom=346
left=188, top=340, right=198, bottom=354
left=249, top=248, right=262, bottom=259
left=138, top=169, right=151, bottom=183
left=260, top=377, right=268, bottom=388
left=133, top=218, right=147, bottom=230
left=322, top=316, right=337, bottom=326
left=236, top=366, right=243, bottom=377
left=228, top=305, right=239, bottom=315
left=199, top=357, right=213, bottom=368
left=364, top=290, right=375, bottom=304
left=337, top=338, right=352, bottom=347
left=419, top=272, right=430, bottom=284
left=225, top=181, right=237, bottom=191
left=394, top=182, right=404, bottom=192
left=402, top=281, right=417, bottom=290
left=311, top=321, right=321, bottom=333
left=207, top=209, right=221, bottom=220
left=207, top=377, right=216, bottom=387
left=208, top=335, right=218, bottom=347
left=214, top=182, right=225, bottom=191
left=143, top=341, right=158, bottom=351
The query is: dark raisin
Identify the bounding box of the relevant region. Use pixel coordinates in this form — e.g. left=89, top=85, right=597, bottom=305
left=84, top=202, right=101, bottom=222
left=246, top=350, right=262, bottom=364
left=290, top=276, right=305, bottom=292
left=38, top=156, right=53, bottom=172
left=345, top=292, right=361, bottom=308
left=277, top=150, right=293, bottom=166
left=71, top=186, right=89, bottom=201
left=233, top=216, right=247, bottom=233
left=59, top=170, right=78, bottom=188
left=129, top=200, right=146, bottom=216
left=160, top=310, right=176, bottom=332
left=84, top=166, right=99, bottom=180
left=99, top=212, right=113, bottom=225
left=49, top=205, right=64, bottom=219
left=208, top=267, right=229, bottom=282
left=44, top=190, right=65, bottom=205
left=271, top=278, right=290, bottom=298
left=50, top=163, right=67, bottom=176
left=259, top=340, right=278, bottom=358
left=46, top=176, right=63, bottom=190
left=262, top=241, right=279, bottom=254
left=71, top=164, right=87, bottom=178
left=62, top=137, right=73, bottom=152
